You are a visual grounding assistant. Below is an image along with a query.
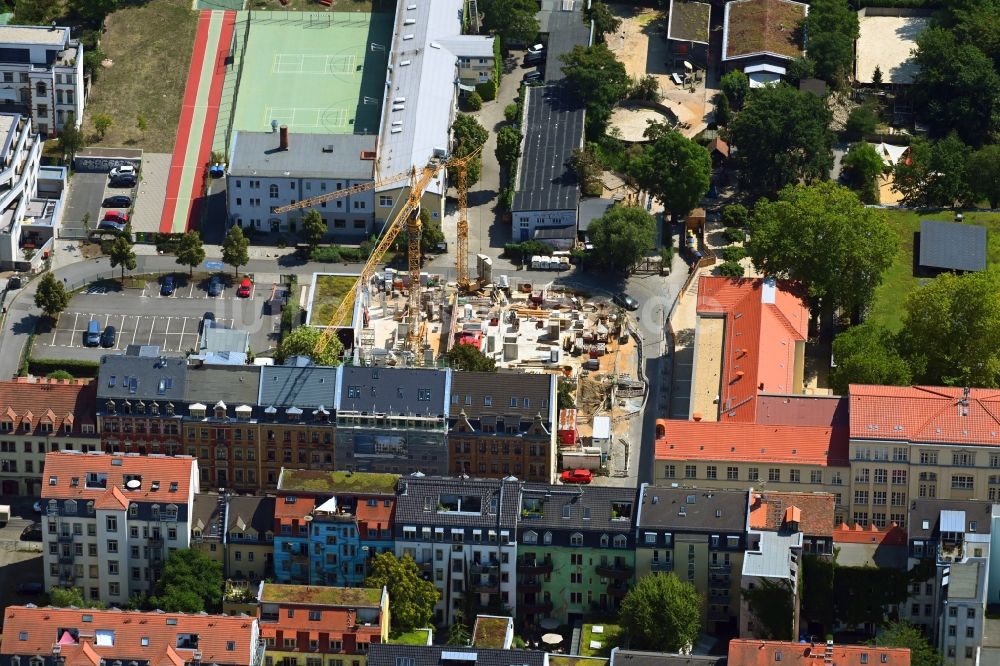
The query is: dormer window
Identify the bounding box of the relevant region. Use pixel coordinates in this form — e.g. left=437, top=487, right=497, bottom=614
left=165, top=403, right=175, bottom=416
left=40, top=422, right=53, bottom=433
left=21, top=421, right=30, bottom=432
left=150, top=403, right=159, bottom=416
left=214, top=402, right=227, bottom=419
left=63, top=423, right=72, bottom=434
left=189, top=404, right=206, bottom=419
left=136, top=402, right=145, bottom=415
left=0, top=420, right=11, bottom=432
left=122, top=401, right=132, bottom=415
left=106, top=401, right=116, bottom=414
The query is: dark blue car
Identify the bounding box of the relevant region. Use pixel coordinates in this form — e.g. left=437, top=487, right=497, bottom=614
left=160, top=275, right=175, bottom=296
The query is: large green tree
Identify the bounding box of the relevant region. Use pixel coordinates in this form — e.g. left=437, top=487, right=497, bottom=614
left=747, top=181, right=897, bottom=314
left=588, top=206, right=657, bottom=273
left=893, top=135, right=971, bottom=207
left=911, top=27, right=1000, bottom=146
left=829, top=323, right=912, bottom=394
left=720, top=70, right=749, bottom=110
left=840, top=140, right=884, bottom=204
left=728, top=84, right=833, bottom=194
left=174, top=231, right=206, bottom=277
left=364, top=552, right=439, bottom=633
left=804, top=0, right=859, bottom=83
left=480, top=0, right=539, bottom=45
left=967, top=144, right=1000, bottom=207
left=108, top=235, right=137, bottom=285
left=588, top=2, right=622, bottom=43
left=49, top=586, right=107, bottom=609
left=450, top=114, right=488, bottom=186
left=874, top=622, right=943, bottom=666
left=899, top=269, right=1000, bottom=388
left=629, top=123, right=711, bottom=221
left=222, top=225, right=250, bottom=277
left=495, top=125, right=522, bottom=167
left=149, top=549, right=223, bottom=613
left=69, top=0, right=118, bottom=25
left=445, top=342, right=497, bottom=372
left=618, top=573, right=701, bottom=652
left=34, top=272, right=70, bottom=320
left=561, top=44, right=630, bottom=138
left=276, top=326, right=344, bottom=367
left=301, top=209, right=327, bottom=247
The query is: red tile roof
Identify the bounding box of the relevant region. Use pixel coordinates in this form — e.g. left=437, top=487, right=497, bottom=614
left=1, top=606, right=258, bottom=666
left=655, top=419, right=849, bottom=466
left=833, top=522, right=907, bottom=546
left=756, top=395, right=848, bottom=428
left=728, top=640, right=910, bottom=666
left=748, top=492, right=835, bottom=537
left=697, top=277, right=809, bottom=422
left=274, top=496, right=315, bottom=523
left=41, top=452, right=197, bottom=503
left=0, top=377, right=96, bottom=435
left=849, top=385, right=1000, bottom=446
left=356, top=497, right=394, bottom=535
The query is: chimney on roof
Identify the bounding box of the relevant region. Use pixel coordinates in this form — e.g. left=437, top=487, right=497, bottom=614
left=279, top=125, right=289, bottom=151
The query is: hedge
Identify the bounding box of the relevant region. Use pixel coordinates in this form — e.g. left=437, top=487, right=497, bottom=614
left=475, top=81, right=497, bottom=102
left=28, top=358, right=100, bottom=378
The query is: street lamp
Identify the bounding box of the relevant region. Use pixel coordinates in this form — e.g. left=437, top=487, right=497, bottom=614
left=361, top=545, right=370, bottom=583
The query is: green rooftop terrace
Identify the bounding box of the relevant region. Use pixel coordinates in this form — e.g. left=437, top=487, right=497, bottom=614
left=261, top=584, right=382, bottom=607
left=278, top=469, right=400, bottom=494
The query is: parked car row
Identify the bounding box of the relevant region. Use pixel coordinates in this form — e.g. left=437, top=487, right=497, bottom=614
left=108, top=164, right=137, bottom=188
left=84, top=320, right=116, bottom=348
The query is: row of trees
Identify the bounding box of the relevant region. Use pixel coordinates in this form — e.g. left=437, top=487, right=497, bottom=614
left=893, top=136, right=1000, bottom=208
left=831, top=269, right=1000, bottom=392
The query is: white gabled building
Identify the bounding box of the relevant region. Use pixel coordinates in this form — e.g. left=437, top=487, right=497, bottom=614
left=0, top=25, right=84, bottom=136
left=41, top=451, right=199, bottom=607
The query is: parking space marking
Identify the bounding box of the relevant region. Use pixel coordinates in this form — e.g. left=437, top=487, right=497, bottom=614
left=177, top=318, right=188, bottom=352
left=69, top=313, right=80, bottom=348
left=147, top=319, right=155, bottom=345
left=187, top=284, right=195, bottom=298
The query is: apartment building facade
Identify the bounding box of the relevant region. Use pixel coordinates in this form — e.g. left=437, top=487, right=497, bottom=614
left=40, top=451, right=199, bottom=606
left=516, top=484, right=637, bottom=626
left=0, top=376, right=97, bottom=496
left=448, top=371, right=557, bottom=483
left=634, top=486, right=749, bottom=635
left=0, top=606, right=263, bottom=666
left=334, top=367, right=450, bottom=476
left=0, top=25, right=84, bottom=136
left=275, top=469, right=398, bottom=585
left=227, top=131, right=376, bottom=238
left=903, top=499, right=997, bottom=665
left=257, top=583, right=388, bottom=666
left=192, top=492, right=276, bottom=581
left=394, top=476, right=520, bottom=626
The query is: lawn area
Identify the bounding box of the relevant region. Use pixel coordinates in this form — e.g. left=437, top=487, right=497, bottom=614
left=309, top=274, right=358, bottom=327
left=389, top=629, right=431, bottom=646
left=82, top=0, right=198, bottom=152
left=580, top=624, right=623, bottom=658
left=867, top=210, right=1000, bottom=331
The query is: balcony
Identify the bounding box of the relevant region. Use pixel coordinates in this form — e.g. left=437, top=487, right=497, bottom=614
left=57, top=533, right=74, bottom=543
left=596, top=563, right=634, bottom=579
left=149, top=534, right=164, bottom=544
left=607, top=583, right=628, bottom=598
left=517, top=556, right=553, bottom=574
left=58, top=554, right=74, bottom=564
left=417, top=561, right=433, bottom=573
left=470, top=561, right=499, bottom=575
left=521, top=598, right=553, bottom=614
left=710, top=563, right=730, bottom=571
left=519, top=578, right=542, bottom=593
left=58, top=575, right=75, bottom=586
left=469, top=576, right=500, bottom=593
left=650, top=561, right=673, bottom=573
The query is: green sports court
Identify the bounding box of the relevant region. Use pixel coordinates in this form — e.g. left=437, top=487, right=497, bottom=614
left=221, top=11, right=393, bottom=144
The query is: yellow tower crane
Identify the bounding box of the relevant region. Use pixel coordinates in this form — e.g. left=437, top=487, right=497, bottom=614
left=269, top=148, right=481, bottom=357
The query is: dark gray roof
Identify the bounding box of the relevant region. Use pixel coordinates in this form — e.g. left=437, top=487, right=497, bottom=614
left=336, top=366, right=450, bottom=417
left=369, top=644, right=546, bottom=666
left=228, top=495, right=276, bottom=536
left=229, top=131, right=377, bottom=180
left=395, top=476, right=521, bottom=529
left=612, top=649, right=726, bottom=666
left=637, top=487, right=748, bottom=532
left=519, top=484, right=638, bottom=531
left=908, top=499, right=995, bottom=540
left=184, top=365, right=261, bottom=406
left=259, top=365, right=338, bottom=409
left=512, top=85, right=585, bottom=214
left=534, top=225, right=576, bottom=240
left=919, top=220, right=987, bottom=272
left=543, top=12, right=592, bottom=82
left=578, top=198, right=616, bottom=232
left=192, top=493, right=275, bottom=542
left=97, top=354, right=187, bottom=402
left=449, top=370, right=554, bottom=422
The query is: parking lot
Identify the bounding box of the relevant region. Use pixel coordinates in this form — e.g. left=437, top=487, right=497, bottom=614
left=32, top=276, right=283, bottom=362
left=61, top=171, right=139, bottom=238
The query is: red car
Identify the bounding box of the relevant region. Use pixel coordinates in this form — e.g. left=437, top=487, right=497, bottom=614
left=236, top=277, right=253, bottom=298
left=102, top=211, right=129, bottom=225
left=561, top=469, right=594, bottom=484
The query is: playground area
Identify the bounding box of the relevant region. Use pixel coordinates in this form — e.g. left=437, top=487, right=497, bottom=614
left=225, top=11, right=393, bottom=137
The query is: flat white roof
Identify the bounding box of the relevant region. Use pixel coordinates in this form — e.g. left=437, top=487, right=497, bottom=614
left=855, top=14, right=928, bottom=84
left=0, top=25, right=69, bottom=48
left=592, top=416, right=611, bottom=440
